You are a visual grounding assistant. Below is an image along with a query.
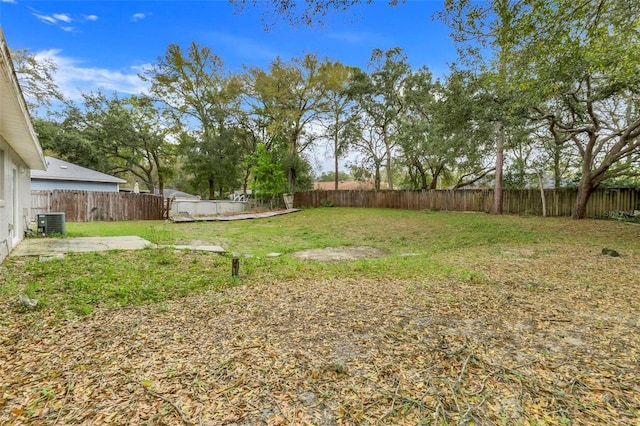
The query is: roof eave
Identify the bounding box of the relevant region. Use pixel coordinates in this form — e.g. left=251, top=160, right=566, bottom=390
left=31, top=176, right=127, bottom=184
left=0, top=28, right=47, bottom=170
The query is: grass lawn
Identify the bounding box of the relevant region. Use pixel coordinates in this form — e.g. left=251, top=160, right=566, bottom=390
left=1, top=208, right=639, bottom=425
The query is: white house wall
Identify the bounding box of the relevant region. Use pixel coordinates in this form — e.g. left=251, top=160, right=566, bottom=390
left=1, top=29, right=46, bottom=263
left=0, top=135, right=32, bottom=263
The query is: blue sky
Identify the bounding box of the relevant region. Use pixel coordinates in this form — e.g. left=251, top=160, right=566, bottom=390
left=1, top=0, right=457, bottom=101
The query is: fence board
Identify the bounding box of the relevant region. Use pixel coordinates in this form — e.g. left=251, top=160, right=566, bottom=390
left=31, top=190, right=164, bottom=221
left=294, top=188, right=640, bottom=218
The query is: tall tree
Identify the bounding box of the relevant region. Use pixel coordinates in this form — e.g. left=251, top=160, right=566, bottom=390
left=441, top=0, right=640, bottom=218
left=349, top=48, right=410, bottom=190
left=34, top=113, right=107, bottom=172
left=318, top=61, right=356, bottom=190
left=124, top=95, right=176, bottom=194
left=512, top=0, right=640, bottom=218
left=398, top=66, right=437, bottom=189
left=143, top=42, right=244, bottom=198
left=439, top=0, right=523, bottom=213
left=401, top=69, right=495, bottom=190
left=247, top=54, right=332, bottom=192
left=76, top=92, right=175, bottom=193
left=343, top=110, right=386, bottom=190
left=179, top=126, right=247, bottom=199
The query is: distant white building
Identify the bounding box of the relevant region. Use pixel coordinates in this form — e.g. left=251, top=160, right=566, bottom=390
left=0, top=29, right=47, bottom=262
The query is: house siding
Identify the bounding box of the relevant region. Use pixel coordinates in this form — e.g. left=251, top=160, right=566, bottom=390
left=1, top=29, right=45, bottom=264
left=31, top=178, right=119, bottom=192
left=0, top=135, right=32, bottom=263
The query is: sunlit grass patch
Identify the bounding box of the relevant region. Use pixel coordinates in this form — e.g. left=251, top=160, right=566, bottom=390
left=4, top=248, right=231, bottom=315
left=3, top=208, right=638, bottom=317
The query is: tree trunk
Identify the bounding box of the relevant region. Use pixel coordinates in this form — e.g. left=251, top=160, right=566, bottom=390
left=537, top=172, right=546, bottom=217
left=288, top=167, right=296, bottom=193
left=158, top=174, right=164, bottom=197
left=418, top=168, right=428, bottom=190
left=242, top=166, right=250, bottom=196
left=152, top=152, right=163, bottom=196
left=573, top=174, right=594, bottom=219
left=384, top=128, right=393, bottom=190
left=334, top=138, right=339, bottom=191
left=208, top=178, right=215, bottom=200
left=143, top=168, right=155, bottom=195
left=334, top=119, right=340, bottom=191
left=374, top=165, right=381, bottom=191
left=412, top=161, right=428, bottom=190
left=385, top=145, right=393, bottom=190
left=420, top=173, right=428, bottom=190
left=493, top=120, right=504, bottom=214
left=430, top=175, right=439, bottom=190
left=573, top=134, right=599, bottom=219
left=553, top=143, right=561, bottom=189
left=155, top=164, right=164, bottom=197
left=430, top=165, right=444, bottom=190
left=288, top=134, right=298, bottom=193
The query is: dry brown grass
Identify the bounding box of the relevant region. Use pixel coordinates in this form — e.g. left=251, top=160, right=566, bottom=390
left=2, top=246, right=639, bottom=424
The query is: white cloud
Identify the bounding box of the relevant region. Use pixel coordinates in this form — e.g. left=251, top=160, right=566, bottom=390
left=34, top=13, right=57, bottom=24
left=1, top=0, right=18, bottom=4
left=34, top=49, right=150, bottom=101
left=131, top=12, right=149, bottom=22
left=53, top=13, right=72, bottom=23
left=131, top=64, right=152, bottom=74
left=31, top=10, right=98, bottom=29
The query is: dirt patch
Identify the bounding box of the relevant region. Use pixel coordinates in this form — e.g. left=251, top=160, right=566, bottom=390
left=292, top=246, right=387, bottom=261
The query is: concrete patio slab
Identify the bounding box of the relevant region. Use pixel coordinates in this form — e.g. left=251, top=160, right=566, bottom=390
left=10, top=236, right=156, bottom=257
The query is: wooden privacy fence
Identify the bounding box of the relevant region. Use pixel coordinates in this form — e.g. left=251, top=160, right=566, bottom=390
left=294, top=188, right=640, bottom=218
left=32, top=190, right=164, bottom=221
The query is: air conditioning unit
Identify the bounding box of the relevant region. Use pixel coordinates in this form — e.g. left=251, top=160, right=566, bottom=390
left=37, top=213, right=66, bottom=236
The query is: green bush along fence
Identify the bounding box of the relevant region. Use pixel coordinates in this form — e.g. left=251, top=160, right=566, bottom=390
left=294, top=188, right=640, bottom=218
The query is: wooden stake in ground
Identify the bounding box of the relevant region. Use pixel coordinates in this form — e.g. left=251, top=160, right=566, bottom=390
left=232, top=257, right=240, bottom=277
